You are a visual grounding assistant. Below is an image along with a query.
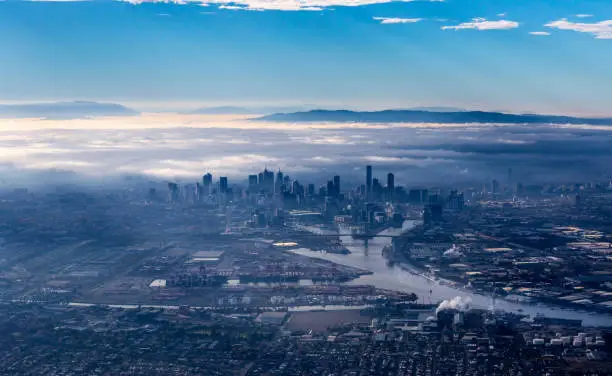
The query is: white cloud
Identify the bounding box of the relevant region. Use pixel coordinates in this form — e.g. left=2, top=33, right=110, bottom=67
left=373, top=16, right=423, bottom=24
left=545, top=19, right=612, bottom=39
left=117, top=0, right=442, bottom=11
left=576, top=14, right=593, bottom=18
left=442, top=18, right=519, bottom=31
left=497, top=13, right=506, bottom=17
left=219, top=4, right=247, bottom=9
left=529, top=31, right=550, bottom=36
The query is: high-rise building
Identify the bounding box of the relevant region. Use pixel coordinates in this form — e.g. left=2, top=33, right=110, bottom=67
left=167, top=182, right=180, bottom=202
left=195, top=183, right=203, bottom=202
left=372, top=178, right=382, bottom=200
left=366, top=165, right=372, bottom=199
left=263, top=168, right=274, bottom=192
left=275, top=170, right=284, bottom=193
left=333, top=175, right=340, bottom=197
left=447, top=190, right=464, bottom=211
left=202, top=173, right=213, bottom=193
left=492, top=179, right=500, bottom=196
left=248, top=174, right=258, bottom=190
left=307, top=183, right=315, bottom=196
left=220, top=177, right=228, bottom=193
left=326, top=180, right=335, bottom=198
left=387, top=173, right=394, bottom=199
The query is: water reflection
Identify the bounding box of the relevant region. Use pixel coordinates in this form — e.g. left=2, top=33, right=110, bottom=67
left=293, top=221, right=612, bottom=327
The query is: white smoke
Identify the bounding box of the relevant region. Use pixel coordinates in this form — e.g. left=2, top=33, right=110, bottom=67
left=436, top=296, right=472, bottom=314
left=443, top=244, right=464, bottom=258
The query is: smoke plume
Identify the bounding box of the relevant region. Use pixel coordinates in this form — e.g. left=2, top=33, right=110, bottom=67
left=436, top=296, right=472, bottom=314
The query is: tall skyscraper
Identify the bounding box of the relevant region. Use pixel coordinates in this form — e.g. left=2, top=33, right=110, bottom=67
left=366, top=165, right=372, bottom=199
left=326, top=180, right=335, bottom=197
left=275, top=170, right=284, bottom=194
left=333, top=175, right=340, bottom=197
left=248, top=174, right=258, bottom=189
left=372, top=178, right=382, bottom=200
left=258, top=172, right=264, bottom=190
left=220, top=177, right=228, bottom=193
left=202, top=173, right=213, bottom=194
left=387, top=173, right=394, bottom=199
left=263, top=168, right=274, bottom=192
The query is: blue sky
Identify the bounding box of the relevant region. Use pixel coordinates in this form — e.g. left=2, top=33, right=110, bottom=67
left=1, top=0, right=611, bottom=115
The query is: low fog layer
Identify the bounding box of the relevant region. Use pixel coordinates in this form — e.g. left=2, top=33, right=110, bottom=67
left=0, top=114, right=610, bottom=189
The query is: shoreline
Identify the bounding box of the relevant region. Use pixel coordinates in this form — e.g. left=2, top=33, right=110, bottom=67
left=386, top=232, right=612, bottom=317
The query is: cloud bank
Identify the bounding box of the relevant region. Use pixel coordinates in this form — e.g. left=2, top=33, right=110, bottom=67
left=545, top=19, right=612, bottom=39
left=2, top=114, right=612, bottom=190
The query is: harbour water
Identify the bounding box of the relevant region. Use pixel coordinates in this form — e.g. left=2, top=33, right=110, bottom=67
left=291, top=221, right=612, bottom=327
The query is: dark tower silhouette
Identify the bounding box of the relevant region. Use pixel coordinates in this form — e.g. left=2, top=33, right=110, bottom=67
left=387, top=173, right=395, bottom=199
left=366, top=165, right=372, bottom=200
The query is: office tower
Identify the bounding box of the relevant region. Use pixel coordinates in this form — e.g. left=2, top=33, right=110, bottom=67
left=333, top=175, right=340, bottom=197
left=263, top=168, right=274, bottom=192
left=220, top=177, right=228, bottom=193
left=507, top=167, right=513, bottom=183
left=248, top=174, right=258, bottom=189
left=326, top=180, right=335, bottom=198
left=366, top=165, right=372, bottom=199
left=167, top=182, right=180, bottom=202
left=195, top=183, right=202, bottom=202
left=492, top=179, right=500, bottom=196
left=318, top=186, right=326, bottom=197
left=447, top=190, right=464, bottom=211
left=387, top=173, right=394, bottom=199
left=275, top=170, right=284, bottom=193
left=372, top=178, right=382, bottom=200
left=202, top=173, right=212, bottom=194
left=292, top=180, right=304, bottom=197
left=307, top=183, right=315, bottom=196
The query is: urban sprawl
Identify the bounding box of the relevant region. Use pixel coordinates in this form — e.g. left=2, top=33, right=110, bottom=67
left=1, top=165, right=612, bottom=375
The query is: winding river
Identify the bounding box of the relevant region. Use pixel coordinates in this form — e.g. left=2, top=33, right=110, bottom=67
left=291, top=221, right=612, bottom=327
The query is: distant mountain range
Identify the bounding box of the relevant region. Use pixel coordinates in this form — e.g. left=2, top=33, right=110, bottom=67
left=0, top=101, right=139, bottom=119
left=189, top=105, right=467, bottom=115
left=189, top=105, right=314, bottom=115
left=257, top=109, right=612, bottom=125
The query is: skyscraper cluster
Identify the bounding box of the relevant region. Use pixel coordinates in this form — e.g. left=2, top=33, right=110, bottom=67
left=364, top=165, right=396, bottom=201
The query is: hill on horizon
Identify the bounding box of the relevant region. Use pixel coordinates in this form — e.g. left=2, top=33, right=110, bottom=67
left=257, top=109, right=612, bottom=126
left=0, top=101, right=139, bottom=119
left=189, top=105, right=314, bottom=115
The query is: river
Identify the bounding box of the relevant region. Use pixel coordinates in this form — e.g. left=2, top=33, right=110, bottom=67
left=291, top=220, right=612, bottom=327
